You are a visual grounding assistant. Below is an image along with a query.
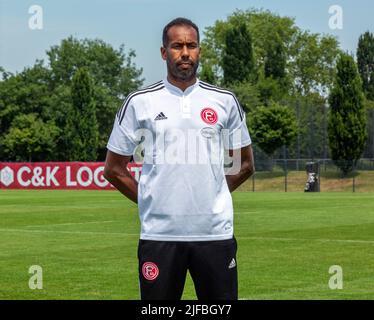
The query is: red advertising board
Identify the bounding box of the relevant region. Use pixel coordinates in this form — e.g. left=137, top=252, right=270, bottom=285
left=0, top=162, right=142, bottom=190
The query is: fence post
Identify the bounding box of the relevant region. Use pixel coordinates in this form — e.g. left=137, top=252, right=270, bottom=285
left=252, top=173, right=255, bottom=192
left=318, top=160, right=321, bottom=192
left=283, top=146, right=288, bottom=192
left=284, top=159, right=288, bottom=192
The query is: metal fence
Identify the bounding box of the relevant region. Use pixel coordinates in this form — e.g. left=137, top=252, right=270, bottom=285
left=238, top=158, right=374, bottom=192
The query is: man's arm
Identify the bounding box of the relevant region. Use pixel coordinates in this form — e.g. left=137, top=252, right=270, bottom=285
left=225, top=145, right=255, bottom=193
left=103, top=150, right=138, bottom=203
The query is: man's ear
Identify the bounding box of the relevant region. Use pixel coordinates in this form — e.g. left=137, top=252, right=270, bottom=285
left=160, top=46, right=167, bottom=61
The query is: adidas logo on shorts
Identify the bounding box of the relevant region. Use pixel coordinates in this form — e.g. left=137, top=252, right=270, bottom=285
left=228, top=258, right=236, bottom=269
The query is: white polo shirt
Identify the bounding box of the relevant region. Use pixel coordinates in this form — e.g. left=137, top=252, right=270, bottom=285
left=107, top=78, right=251, bottom=241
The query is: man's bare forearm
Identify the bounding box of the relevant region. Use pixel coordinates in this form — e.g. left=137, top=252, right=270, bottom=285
left=104, top=151, right=138, bottom=204
left=225, top=145, right=255, bottom=193
left=104, top=169, right=138, bottom=204
left=225, top=166, right=254, bottom=193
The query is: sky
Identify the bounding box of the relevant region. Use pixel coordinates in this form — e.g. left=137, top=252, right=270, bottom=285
left=0, top=0, right=373, bottom=85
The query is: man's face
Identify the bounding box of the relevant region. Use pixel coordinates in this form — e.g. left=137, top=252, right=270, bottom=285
left=161, top=25, right=200, bottom=82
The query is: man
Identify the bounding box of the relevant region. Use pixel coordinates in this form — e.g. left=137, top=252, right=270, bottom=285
left=104, top=17, right=255, bottom=300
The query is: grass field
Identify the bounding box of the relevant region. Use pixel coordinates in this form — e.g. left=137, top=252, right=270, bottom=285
left=1, top=190, right=374, bottom=300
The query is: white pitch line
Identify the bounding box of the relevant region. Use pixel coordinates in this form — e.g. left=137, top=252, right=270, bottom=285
left=24, top=220, right=116, bottom=228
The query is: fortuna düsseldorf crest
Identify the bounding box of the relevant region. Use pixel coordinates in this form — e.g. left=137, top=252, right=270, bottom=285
left=200, top=108, right=218, bottom=125
left=142, top=262, right=159, bottom=280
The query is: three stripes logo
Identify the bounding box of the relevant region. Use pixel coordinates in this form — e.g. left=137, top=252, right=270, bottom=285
left=154, top=112, right=168, bottom=121
left=228, top=258, right=236, bottom=269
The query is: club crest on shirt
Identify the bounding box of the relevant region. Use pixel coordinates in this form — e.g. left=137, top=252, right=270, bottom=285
left=200, top=127, right=217, bottom=139
left=200, top=107, right=218, bottom=125
left=142, top=262, right=159, bottom=281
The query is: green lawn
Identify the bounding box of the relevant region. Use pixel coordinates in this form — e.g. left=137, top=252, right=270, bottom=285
left=0, top=190, right=374, bottom=299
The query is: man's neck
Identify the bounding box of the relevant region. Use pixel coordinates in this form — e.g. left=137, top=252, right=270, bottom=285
left=167, top=75, right=197, bottom=92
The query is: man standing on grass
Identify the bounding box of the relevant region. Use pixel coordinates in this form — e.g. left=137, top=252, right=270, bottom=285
left=104, top=17, right=255, bottom=300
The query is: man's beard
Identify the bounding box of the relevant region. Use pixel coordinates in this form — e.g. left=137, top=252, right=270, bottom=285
left=167, top=56, right=199, bottom=82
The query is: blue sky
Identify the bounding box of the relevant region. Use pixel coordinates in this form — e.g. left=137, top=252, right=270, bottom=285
left=0, top=0, right=373, bottom=85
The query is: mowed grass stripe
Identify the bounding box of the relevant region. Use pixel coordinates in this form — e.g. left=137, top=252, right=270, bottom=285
left=1, top=228, right=374, bottom=245
left=0, top=190, right=374, bottom=299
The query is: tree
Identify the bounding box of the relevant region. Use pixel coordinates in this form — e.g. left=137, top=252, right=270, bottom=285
left=0, top=61, right=52, bottom=137
left=199, top=63, right=216, bottom=84
left=66, top=68, right=98, bottom=161
left=228, top=81, right=260, bottom=113
left=357, top=31, right=374, bottom=100
left=46, top=37, right=144, bottom=159
left=47, top=37, right=143, bottom=93
left=285, top=93, right=329, bottom=160
left=264, top=34, right=287, bottom=80
left=256, top=76, right=285, bottom=106
left=200, top=9, right=340, bottom=95
left=0, top=114, right=59, bottom=161
left=290, top=32, right=340, bottom=96
left=248, top=103, right=297, bottom=157
left=328, top=54, right=367, bottom=175
left=363, top=98, right=374, bottom=158
left=222, top=22, right=255, bottom=85
left=0, top=36, right=143, bottom=161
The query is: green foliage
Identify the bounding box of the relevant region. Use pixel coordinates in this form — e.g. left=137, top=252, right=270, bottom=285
left=0, top=61, right=51, bottom=137
left=248, top=103, right=297, bottom=156
left=199, top=63, right=217, bottom=84
left=264, top=33, right=286, bottom=80
left=0, top=37, right=143, bottom=161
left=0, top=114, right=60, bottom=161
left=328, top=54, right=367, bottom=175
left=364, top=97, right=374, bottom=111
left=227, top=81, right=260, bottom=113
left=290, top=32, right=340, bottom=95
left=46, top=37, right=144, bottom=159
left=66, top=68, right=98, bottom=161
left=357, top=31, right=374, bottom=100
left=364, top=98, right=374, bottom=159
left=200, top=8, right=340, bottom=95
left=222, top=22, right=255, bottom=84
left=47, top=37, right=143, bottom=94
left=256, top=76, right=285, bottom=106
left=285, top=93, right=329, bottom=160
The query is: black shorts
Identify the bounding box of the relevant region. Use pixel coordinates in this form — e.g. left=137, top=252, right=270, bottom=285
left=138, top=236, right=238, bottom=300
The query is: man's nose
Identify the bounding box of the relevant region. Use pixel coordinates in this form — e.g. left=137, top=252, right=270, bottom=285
left=181, top=45, right=189, bottom=58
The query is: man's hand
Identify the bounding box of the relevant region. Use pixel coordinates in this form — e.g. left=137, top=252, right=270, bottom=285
left=103, top=150, right=138, bottom=203
left=225, top=145, right=255, bottom=193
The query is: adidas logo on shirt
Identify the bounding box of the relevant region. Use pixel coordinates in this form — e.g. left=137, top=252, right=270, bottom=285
left=154, top=112, right=168, bottom=121
left=228, top=258, right=236, bottom=269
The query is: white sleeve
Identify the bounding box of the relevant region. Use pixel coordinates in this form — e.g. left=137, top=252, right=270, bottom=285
left=224, top=95, right=252, bottom=150
left=107, top=98, right=140, bottom=156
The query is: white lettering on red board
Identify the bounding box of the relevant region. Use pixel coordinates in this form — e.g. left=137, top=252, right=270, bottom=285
left=1, top=164, right=141, bottom=188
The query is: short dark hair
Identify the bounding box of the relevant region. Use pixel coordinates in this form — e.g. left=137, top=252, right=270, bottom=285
left=162, top=17, right=200, bottom=47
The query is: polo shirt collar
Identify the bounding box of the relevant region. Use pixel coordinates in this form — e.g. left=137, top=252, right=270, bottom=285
left=163, top=77, right=200, bottom=96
